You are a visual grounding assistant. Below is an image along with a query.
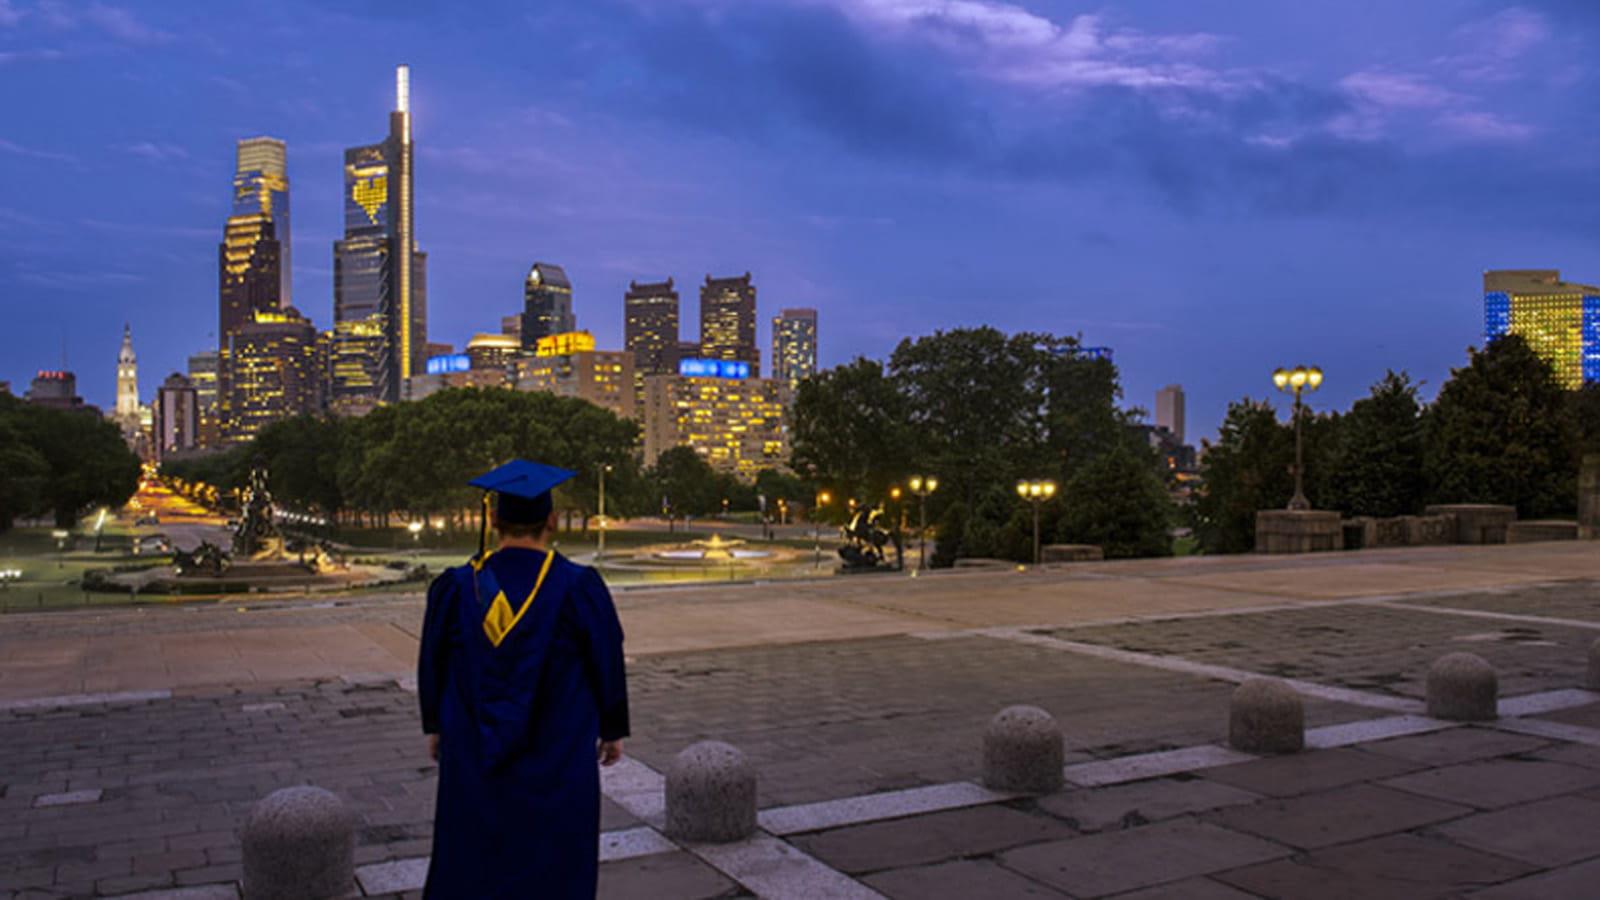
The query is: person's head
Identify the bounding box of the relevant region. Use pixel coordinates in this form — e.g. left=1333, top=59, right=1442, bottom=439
left=495, top=509, right=558, bottom=543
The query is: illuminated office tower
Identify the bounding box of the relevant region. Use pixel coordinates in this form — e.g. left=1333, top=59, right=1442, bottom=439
left=1156, top=384, right=1185, bottom=445
left=1484, top=270, right=1600, bottom=389
left=154, top=374, right=199, bottom=461
left=625, top=278, right=680, bottom=375
left=700, top=273, right=759, bottom=375
left=771, top=308, right=817, bottom=391
left=220, top=137, right=289, bottom=341
left=642, top=367, right=788, bottom=480
left=521, top=263, right=575, bottom=348
left=223, top=308, right=324, bottom=442
left=333, top=64, right=426, bottom=408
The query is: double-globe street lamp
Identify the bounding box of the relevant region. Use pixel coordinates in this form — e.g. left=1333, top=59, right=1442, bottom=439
left=907, top=475, right=938, bottom=572
left=1272, top=365, right=1324, bottom=511
left=1016, top=480, right=1057, bottom=565
left=812, top=491, right=832, bottom=567
left=596, top=463, right=614, bottom=561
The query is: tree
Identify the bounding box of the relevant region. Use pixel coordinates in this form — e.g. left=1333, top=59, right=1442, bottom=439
left=0, top=398, right=50, bottom=532
left=1057, top=442, right=1174, bottom=558
left=649, top=446, right=722, bottom=525
left=12, top=403, right=141, bottom=528
left=790, top=357, right=910, bottom=505
left=1424, top=335, right=1575, bottom=517
left=1328, top=371, right=1424, bottom=518
left=1194, top=399, right=1292, bottom=553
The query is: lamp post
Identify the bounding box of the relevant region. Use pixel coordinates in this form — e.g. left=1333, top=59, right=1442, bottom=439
left=813, top=491, right=832, bottom=566
left=407, top=521, right=423, bottom=560
left=907, top=475, right=938, bottom=571
left=1272, top=365, right=1324, bottom=511
left=52, top=528, right=69, bottom=569
left=596, top=463, right=613, bottom=561
left=1015, top=480, right=1057, bottom=565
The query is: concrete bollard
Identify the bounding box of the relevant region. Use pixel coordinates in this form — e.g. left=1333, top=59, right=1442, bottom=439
left=982, top=705, right=1064, bottom=794
left=1589, top=638, right=1600, bottom=691
left=240, top=786, right=355, bottom=900
left=665, top=741, right=757, bottom=843
left=1426, top=652, right=1499, bottom=721
left=1229, top=679, right=1305, bottom=754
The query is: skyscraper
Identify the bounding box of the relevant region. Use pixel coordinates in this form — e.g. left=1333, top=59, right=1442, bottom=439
left=218, top=137, right=289, bottom=433
left=700, top=273, right=759, bottom=375
left=114, top=324, right=140, bottom=436
left=771, top=308, right=818, bottom=391
left=1156, top=384, right=1185, bottom=445
left=332, top=64, right=426, bottom=408
left=625, top=278, right=680, bottom=375
left=1485, top=269, right=1600, bottom=389
left=521, top=263, right=575, bottom=348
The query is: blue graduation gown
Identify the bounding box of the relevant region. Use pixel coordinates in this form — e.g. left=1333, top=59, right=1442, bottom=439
left=418, top=548, right=630, bottom=899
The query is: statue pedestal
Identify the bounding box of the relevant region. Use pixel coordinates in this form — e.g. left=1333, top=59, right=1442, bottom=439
left=1423, top=504, right=1517, bottom=544
left=1256, top=510, right=1343, bottom=555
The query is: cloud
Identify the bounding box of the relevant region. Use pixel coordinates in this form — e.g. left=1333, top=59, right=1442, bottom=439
left=1434, top=110, right=1534, bottom=141
left=0, top=47, right=65, bottom=64
left=0, top=0, right=20, bottom=26
left=122, top=141, right=190, bottom=162
left=1339, top=70, right=1456, bottom=110
left=82, top=3, right=173, bottom=44
left=0, top=137, right=76, bottom=163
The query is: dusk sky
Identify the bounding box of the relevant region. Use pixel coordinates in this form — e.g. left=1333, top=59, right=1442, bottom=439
left=2, top=0, right=1597, bottom=442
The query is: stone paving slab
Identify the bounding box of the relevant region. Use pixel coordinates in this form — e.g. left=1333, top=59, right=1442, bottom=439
left=1395, top=581, right=1600, bottom=623
left=596, top=850, right=745, bottom=899
left=1035, top=778, right=1262, bottom=832
left=1053, top=602, right=1596, bottom=700
left=1431, top=795, right=1600, bottom=866
left=788, top=805, right=1075, bottom=875
left=1380, top=758, right=1600, bottom=809
left=859, top=859, right=1066, bottom=899
left=998, top=818, right=1289, bottom=897
left=1109, top=878, right=1261, bottom=899
left=1198, top=747, right=1425, bottom=798
left=1467, top=856, right=1600, bottom=900
left=1204, top=783, right=1471, bottom=849
left=1214, top=832, right=1537, bottom=900
left=1358, top=725, right=1553, bottom=766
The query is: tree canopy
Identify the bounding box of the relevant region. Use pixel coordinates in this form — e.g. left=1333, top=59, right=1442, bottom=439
left=0, top=394, right=141, bottom=530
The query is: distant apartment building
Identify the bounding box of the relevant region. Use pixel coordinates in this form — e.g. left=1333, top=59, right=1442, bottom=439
left=154, top=373, right=200, bottom=460
left=1484, top=269, right=1600, bottom=389
left=1155, top=384, right=1185, bottom=445
left=625, top=279, right=680, bottom=375
left=642, top=363, right=788, bottom=480
left=223, top=308, right=324, bottom=442
left=25, top=370, right=92, bottom=413
left=515, top=348, right=635, bottom=420
left=771, top=307, right=818, bottom=391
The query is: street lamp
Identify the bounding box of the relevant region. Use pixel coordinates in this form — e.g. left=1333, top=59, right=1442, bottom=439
left=597, top=463, right=613, bottom=561
left=52, top=528, right=69, bottom=569
left=1015, top=480, right=1057, bottom=565
left=908, top=475, right=939, bottom=571
left=1272, top=365, right=1324, bottom=511
left=0, top=568, right=21, bottom=591
left=407, top=521, right=423, bottom=559
left=813, top=491, right=832, bottom=566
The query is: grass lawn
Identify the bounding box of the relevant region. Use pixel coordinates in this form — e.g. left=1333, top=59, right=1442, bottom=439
left=0, top=527, right=171, bottom=612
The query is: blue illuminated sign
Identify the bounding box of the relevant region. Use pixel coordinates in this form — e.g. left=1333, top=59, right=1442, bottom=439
left=679, top=358, right=751, bottom=379
left=426, top=354, right=471, bottom=375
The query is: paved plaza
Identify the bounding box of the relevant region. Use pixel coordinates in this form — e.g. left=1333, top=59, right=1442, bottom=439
left=2, top=542, right=1600, bottom=898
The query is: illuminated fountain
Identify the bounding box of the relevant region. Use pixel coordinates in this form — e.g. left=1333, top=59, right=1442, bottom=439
left=653, top=533, right=772, bottom=562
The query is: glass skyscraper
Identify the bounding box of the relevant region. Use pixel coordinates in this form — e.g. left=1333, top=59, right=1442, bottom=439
left=1484, top=269, right=1600, bottom=389
left=522, top=262, right=575, bottom=348
left=771, top=307, right=818, bottom=391
left=700, top=273, right=759, bottom=376
left=218, top=137, right=289, bottom=436
left=332, top=65, right=426, bottom=409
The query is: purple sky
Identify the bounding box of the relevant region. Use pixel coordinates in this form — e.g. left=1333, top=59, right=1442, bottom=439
left=2, top=0, right=1597, bottom=442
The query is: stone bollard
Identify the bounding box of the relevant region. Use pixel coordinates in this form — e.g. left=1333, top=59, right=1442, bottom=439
left=982, top=705, right=1064, bottom=794
left=1426, top=653, right=1498, bottom=721
left=1589, top=638, right=1600, bottom=691
left=240, top=786, right=355, bottom=900
left=1228, top=679, right=1305, bottom=754
left=665, top=741, right=757, bottom=843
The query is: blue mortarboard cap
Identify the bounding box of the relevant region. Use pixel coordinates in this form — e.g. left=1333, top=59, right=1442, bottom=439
left=470, top=460, right=576, bottom=524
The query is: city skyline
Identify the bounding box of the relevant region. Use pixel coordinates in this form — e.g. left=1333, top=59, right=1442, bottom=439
left=3, top=1, right=1598, bottom=442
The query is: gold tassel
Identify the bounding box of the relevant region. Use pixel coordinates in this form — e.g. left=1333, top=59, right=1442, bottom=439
left=477, top=492, right=492, bottom=561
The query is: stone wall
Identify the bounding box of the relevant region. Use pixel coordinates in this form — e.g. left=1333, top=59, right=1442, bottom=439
left=1580, top=454, right=1600, bottom=540
left=1423, top=504, right=1517, bottom=545
left=1255, top=510, right=1343, bottom=554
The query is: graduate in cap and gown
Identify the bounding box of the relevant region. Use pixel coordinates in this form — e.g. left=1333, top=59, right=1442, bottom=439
left=418, top=460, right=630, bottom=899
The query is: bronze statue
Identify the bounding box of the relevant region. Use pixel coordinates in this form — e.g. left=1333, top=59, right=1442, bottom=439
left=233, top=466, right=285, bottom=560
left=837, top=505, right=896, bottom=570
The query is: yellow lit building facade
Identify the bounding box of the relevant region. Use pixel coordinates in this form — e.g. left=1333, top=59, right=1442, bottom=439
left=1485, top=269, right=1600, bottom=389
left=223, top=308, right=324, bottom=443
left=516, top=350, right=635, bottom=420
left=699, top=273, right=760, bottom=375
left=642, top=374, right=788, bottom=480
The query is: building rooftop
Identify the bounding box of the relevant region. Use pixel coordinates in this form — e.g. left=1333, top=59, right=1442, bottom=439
left=1483, top=269, right=1600, bottom=295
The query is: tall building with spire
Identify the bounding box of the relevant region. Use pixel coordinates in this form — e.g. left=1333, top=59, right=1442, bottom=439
left=332, top=64, right=426, bottom=410
left=700, top=273, right=759, bottom=375
left=114, top=324, right=140, bottom=435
